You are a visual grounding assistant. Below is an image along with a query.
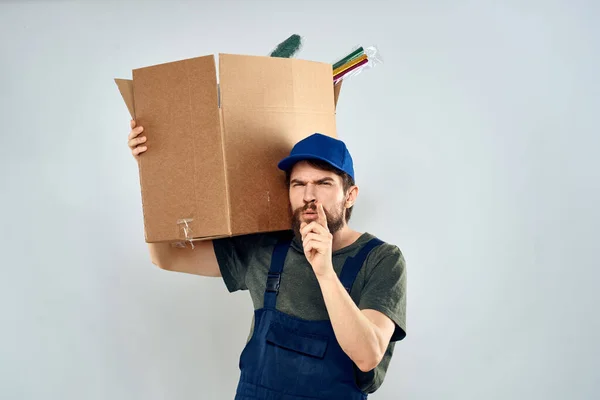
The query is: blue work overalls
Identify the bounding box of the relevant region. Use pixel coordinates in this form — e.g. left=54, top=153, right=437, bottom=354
left=234, top=236, right=384, bottom=400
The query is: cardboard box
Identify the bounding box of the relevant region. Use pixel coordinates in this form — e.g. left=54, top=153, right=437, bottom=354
left=116, top=53, right=342, bottom=243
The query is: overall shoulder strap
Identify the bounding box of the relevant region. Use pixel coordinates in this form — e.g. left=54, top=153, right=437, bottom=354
left=263, top=235, right=292, bottom=309
left=339, top=238, right=384, bottom=294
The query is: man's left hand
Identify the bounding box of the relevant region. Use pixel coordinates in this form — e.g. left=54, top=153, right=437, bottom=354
left=300, top=202, right=335, bottom=278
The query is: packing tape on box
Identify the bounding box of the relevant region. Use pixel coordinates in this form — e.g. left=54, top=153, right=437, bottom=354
left=172, top=218, right=195, bottom=249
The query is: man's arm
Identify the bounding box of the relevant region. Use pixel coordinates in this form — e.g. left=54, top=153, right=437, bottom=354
left=300, top=203, right=398, bottom=372
left=148, top=241, right=221, bottom=277
left=317, top=274, right=395, bottom=372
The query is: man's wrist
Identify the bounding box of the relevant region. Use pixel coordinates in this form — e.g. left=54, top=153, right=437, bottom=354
left=316, top=267, right=338, bottom=284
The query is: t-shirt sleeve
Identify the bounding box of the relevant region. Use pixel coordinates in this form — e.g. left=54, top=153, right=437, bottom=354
left=212, top=233, right=265, bottom=293
left=358, top=244, right=407, bottom=342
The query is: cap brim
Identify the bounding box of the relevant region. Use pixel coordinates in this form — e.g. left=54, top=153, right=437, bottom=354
left=277, top=154, right=345, bottom=174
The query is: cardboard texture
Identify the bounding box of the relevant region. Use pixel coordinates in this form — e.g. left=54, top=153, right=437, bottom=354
left=116, top=53, right=342, bottom=243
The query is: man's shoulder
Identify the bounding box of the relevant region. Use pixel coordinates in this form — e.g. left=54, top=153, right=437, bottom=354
left=359, top=233, right=406, bottom=271
left=360, top=232, right=403, bottom=256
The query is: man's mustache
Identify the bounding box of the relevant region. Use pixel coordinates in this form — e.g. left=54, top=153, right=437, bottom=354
left=301, top=202, right=317, bottom=212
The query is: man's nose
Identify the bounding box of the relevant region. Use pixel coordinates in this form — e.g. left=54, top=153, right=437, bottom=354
left=303, top=184, right=316, bottom=203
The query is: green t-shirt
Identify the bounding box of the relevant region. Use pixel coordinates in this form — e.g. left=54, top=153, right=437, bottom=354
left=212, top=230, right=407, bottom=394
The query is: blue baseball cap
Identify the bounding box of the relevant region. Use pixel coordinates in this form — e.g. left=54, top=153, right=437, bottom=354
left=277, top=133, right=355, bottom=180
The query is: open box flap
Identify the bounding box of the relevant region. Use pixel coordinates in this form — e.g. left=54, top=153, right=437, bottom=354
left=114, top=78, right=136, bottom=119
left=130, top=55, right=230, bottom=242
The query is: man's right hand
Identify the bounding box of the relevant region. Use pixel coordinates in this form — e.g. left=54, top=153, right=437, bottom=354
left=128, top=119, right=147, bottom=158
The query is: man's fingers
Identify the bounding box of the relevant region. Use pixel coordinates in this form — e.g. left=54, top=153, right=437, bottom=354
left=128, top=121, right=146, bottom=158
left=301, top=223, right=328, bottom=238
left=316, top=202, right=328, bottom=229
left=128, top=126, right=144, bottom=140
left=302, top=239, right=327, bottom=255
left=300, top=221, right=328, bottom=237
left=132, top=146, right=147, bottom=156
left=128, top=125, right=144, bottom=140
left=303, top=239, right=316, bottom=252
left=128, top=136, right=147, bottom=149
left=303, top=232, right=327, bottom=244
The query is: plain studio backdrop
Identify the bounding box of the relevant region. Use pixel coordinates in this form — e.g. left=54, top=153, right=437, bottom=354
left=1, top=0, right=599, bottom=399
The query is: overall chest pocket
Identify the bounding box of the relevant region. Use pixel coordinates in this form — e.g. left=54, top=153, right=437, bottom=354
left=260, top=322, right=330, bottom=393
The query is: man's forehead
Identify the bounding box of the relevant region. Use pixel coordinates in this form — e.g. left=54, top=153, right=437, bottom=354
left=290, top=162, right=340, bottom=181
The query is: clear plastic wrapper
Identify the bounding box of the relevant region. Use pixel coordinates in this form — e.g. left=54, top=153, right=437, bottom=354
left=332, top=45, right=383, bottom=84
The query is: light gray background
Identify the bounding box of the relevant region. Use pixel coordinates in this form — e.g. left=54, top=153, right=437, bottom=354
left=1, top=0, right=599, bottom=399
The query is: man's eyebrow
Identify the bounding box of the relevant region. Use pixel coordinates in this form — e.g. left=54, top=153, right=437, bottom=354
left=315, top=177, right=334, bottom=183
left=290, top=177, right=335, bottom=184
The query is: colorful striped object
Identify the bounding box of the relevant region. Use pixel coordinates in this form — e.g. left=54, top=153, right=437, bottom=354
left=333, top=54, right=368, bottom=76
left=332, top=47, right=364, bottom=70
left=333, top=58, right=368, bottom=81
left=332, top=45, right=380, bottom=82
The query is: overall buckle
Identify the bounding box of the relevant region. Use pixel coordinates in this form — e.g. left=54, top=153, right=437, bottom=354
left=266, top=273, right=281, bottom=293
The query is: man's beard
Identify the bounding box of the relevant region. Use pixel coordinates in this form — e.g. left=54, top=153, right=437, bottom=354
left=291, top=200, right=345, bottom=243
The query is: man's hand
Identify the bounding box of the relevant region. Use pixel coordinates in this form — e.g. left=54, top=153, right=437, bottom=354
left=300, top=202, right=334, bottom=278
left=128, top=119, right=147, bottom=158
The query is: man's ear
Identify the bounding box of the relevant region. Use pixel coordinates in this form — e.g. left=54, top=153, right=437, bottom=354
left=345, top=185, right=359, bottom=208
